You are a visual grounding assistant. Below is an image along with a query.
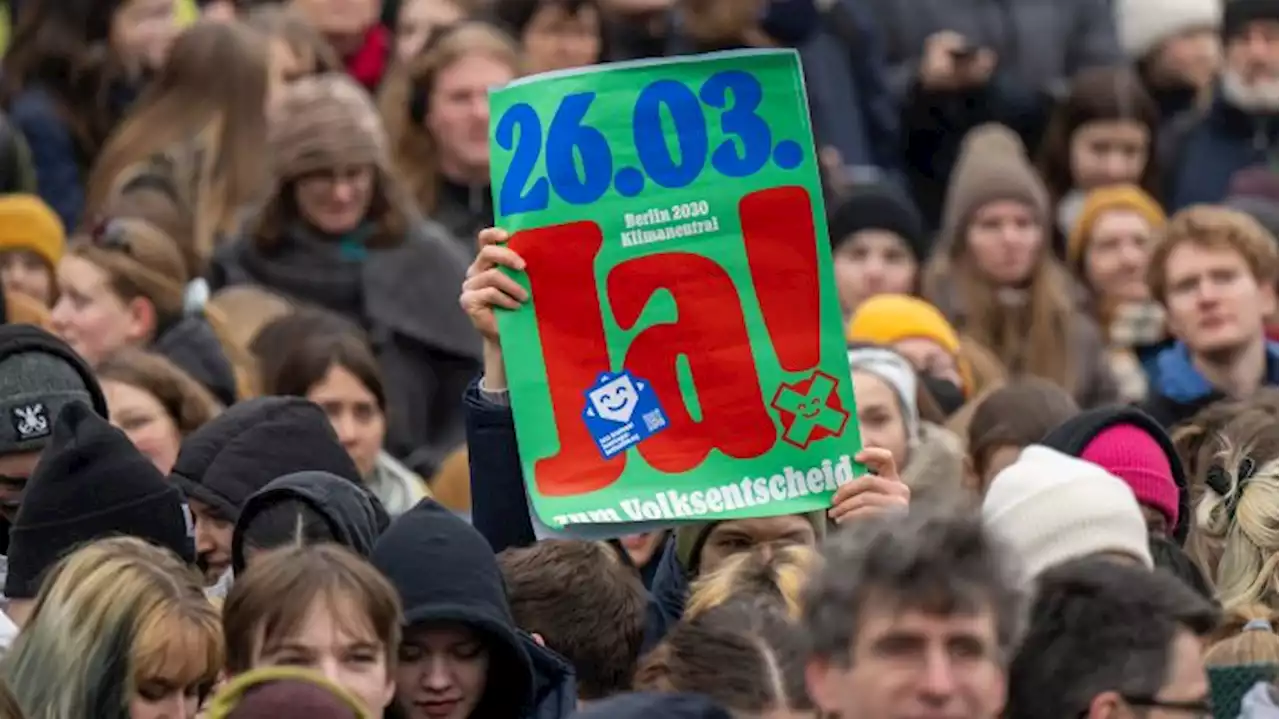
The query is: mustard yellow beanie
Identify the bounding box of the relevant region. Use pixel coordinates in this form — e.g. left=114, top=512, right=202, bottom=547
left=847, top=294, right=961, bottom=355
left=0, top=194, right=65, bottom=270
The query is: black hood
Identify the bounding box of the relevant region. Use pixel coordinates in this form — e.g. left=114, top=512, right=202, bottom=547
left=170, top=396, right=364, bottom=522
left=152, top=313, right=238, bottom=406
left=231, top=470, right=386, bottom=574
left=371, top=499, right=533, bottom=718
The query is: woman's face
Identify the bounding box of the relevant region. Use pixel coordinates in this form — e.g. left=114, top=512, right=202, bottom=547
left=396, top=622, right=491, bottom=719
left=521, top=3, right=602, bottom=74
left=832, top=231, right=918, bottom=314
left=0, top=250, right=54, bottom=306
left=852, top=371, right=910, bottom=472
left=110, top=0, right=179, bottom=73
left=307, top=364, right=386, bottom=478
left=396, top=0, right=465, bottom=63
left=1083, top=209, right=1156, bottom=304
left=619, top=531, right=666, bottom=568
left=51, top=255, right=148, bottom=366
left=427, top=54, right=517, bottom=182
left=965, top=200, right=1043, bottom=287
left=1151, top=27, right=1221, bottom=90
left=1068, top=120, right=1151, bottom=191
left=130, top=680, right=202, bottom=719
left=253, top=596, right=395, bottom=714
left=294, top=166, right=377, bottom=235
left=699, top=515, right=817, bottom=576
left=102, top=379, right=182, bottom=474
left=893, top=337, right=963, bottom=389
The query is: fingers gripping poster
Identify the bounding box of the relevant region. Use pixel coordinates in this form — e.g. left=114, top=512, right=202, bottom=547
left=488, top=50, right=863, bottom=536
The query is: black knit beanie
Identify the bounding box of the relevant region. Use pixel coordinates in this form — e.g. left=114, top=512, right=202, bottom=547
left=5, top=402, right=196, bottom=599
left=1223, top=0, right=1275, bottom=40
left=169, top=397, right=366, bottom=523
left=828, top=183, right=929, bottom=263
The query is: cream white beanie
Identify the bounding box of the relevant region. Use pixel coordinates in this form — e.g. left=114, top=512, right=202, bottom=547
left=1116, top=0, right=1221, bottom=59
left=981, top=445, right=1153, bottom=583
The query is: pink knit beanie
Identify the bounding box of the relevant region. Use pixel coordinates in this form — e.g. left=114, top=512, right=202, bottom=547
left=1080, top=425, right=1179, bottom=529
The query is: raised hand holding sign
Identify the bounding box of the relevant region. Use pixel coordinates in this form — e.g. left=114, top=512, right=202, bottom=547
left=488, top=50, right=863, bottom=533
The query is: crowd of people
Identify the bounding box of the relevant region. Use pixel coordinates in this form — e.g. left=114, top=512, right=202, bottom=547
left=0, top=0, right=1274, bottom=716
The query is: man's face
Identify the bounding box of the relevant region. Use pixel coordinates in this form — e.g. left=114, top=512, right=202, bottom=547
left=1085, top=629, right=1211, bottom=719
left=1225, top=20, right=1280, bottom=111
left=189, top=499, right=234, bottom=585
left=1162, top=242, right=1273, bottom=358
left=807, top=603, right=1007, bottom=719
left=0, top=451, right=40, bottom=522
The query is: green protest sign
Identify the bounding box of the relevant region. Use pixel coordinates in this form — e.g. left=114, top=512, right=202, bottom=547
left=488, top=50, right=862, bottom=533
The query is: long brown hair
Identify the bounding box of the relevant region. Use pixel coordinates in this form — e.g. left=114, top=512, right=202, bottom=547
left=926, top=234, right=1083, bottom=393
left=244, top=6, right=342, bottom=77
left=96, top=348, right=223, bottom=432
left=0, top=0, right=133, bottom=169
left=1036, top=67, right=1162, bottom=209
left=379, top=21, right=521, bottom=215
left=85, top=21, right=271, bottom=267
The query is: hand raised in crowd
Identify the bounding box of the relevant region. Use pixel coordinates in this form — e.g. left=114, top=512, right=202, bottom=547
left=828, top=447, right=910, bottom=524
left=459, top=227, right=528, bottom=345
left=918, top=30, right=997, bottom=92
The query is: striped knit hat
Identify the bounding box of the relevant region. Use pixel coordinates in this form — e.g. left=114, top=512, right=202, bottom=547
left=270, top=73, right=388, bottom=180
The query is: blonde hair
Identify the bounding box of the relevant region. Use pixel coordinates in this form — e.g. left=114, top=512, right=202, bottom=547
left=1205, top=605, right=1279, bottom=667
left=684, top=544, right=819, bottom=622
left=0, top=537, right=222, bottom=719
left=379, top=21, right=522, bottom=216
left=1195, top=447, right=1279, bottom=614
left=206, top=286, right=296, bottom=371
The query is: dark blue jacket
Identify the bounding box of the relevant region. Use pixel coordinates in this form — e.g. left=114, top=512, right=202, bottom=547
left=1164, top=95, right=1279, bottom=211
left=7, top=87, right=85, bottom=231
left=1140, top=341, right=1280, bottom=428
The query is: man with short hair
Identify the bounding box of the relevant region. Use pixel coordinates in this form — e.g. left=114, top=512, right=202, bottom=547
left=803, top=506, right=1026, bottom=719
left=1142, top=205, right=1278, bottom=427
left=1165, top=0, right=1278, bottom=210
left=1007, top=558, right=1218, bottom=719
left=498, top=539, right=648, bottom=705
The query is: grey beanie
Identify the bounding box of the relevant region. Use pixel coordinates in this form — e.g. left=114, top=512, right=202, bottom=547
left=0, top=325, right=105, bottom=456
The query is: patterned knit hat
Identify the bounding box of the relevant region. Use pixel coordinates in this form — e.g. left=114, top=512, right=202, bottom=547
left=270, top=73, right=388, bottom=180
left=939, top=124, right=1049, bottom=255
